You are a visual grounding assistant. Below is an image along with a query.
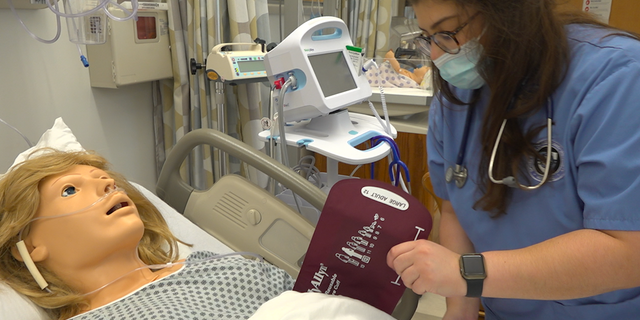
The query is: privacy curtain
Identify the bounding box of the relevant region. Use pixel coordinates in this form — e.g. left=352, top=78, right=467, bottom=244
left=336, top=0, right=393, bottom=59
left=153, top=0, right=271, bottom=189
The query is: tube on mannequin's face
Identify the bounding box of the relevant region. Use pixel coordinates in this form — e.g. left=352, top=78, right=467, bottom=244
left=24, top=165, right=144, bottom=270
left=413, top=1, right=484, bottom=61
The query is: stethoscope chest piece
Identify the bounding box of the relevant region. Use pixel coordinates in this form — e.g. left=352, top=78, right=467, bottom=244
left=446, top=164, right=468, bottom=188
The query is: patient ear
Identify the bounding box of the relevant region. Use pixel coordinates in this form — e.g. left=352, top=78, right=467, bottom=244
left=11, top=243, right=49, bottom=263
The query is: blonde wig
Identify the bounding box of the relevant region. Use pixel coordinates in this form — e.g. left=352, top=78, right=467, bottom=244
left=0, top=149, right=183, bottom=319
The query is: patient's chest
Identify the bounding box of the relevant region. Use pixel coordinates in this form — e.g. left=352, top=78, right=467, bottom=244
left=70, top=251, right=294, bottom=320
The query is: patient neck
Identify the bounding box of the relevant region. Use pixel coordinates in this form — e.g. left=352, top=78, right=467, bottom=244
left=51, top=249, right=176, bottom=312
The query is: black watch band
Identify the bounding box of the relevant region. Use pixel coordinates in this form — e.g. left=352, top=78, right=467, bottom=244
left=459, top=253, right=486, bottom=298
left=466, top=278, right=484, bottom=298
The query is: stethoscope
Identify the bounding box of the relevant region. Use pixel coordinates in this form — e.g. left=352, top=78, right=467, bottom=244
left=446, top=96, right=554, bottom=189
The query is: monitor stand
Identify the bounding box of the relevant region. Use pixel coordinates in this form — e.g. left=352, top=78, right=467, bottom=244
left=259, top=109, right=397, bottom=190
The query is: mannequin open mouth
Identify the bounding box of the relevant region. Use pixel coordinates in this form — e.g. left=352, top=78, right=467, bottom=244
left=106, top=202, right=129, bottom=215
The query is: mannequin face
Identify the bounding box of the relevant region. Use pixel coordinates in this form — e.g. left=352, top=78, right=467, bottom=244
left=23, top=165, right=144, bottom=269
left=413, top=1, right=483, bottom=60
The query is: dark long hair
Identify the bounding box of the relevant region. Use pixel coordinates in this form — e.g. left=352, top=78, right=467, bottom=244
left=411, top=0, right=638, bottom=216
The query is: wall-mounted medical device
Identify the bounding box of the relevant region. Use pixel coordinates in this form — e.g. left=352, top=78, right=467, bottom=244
left=0, top=0, right=57, bottom=9
left=2, top=0, right=139, bottom=45
left=263, top=16, right=372, bottom=123
left=86, top=4, right=172, bottom=88
left=205, top=43, right=268, bottom=84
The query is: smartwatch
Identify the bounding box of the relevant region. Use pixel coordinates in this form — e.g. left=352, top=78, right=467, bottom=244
left=459, top=253, right=486, bottom=297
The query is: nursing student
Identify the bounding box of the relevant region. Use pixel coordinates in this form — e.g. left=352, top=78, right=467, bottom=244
left=386, top=0, right=640, bottom=319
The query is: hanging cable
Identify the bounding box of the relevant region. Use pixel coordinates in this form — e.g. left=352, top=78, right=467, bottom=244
left=271, top=76, right=304, bottom=214
left=10, top=0, right=138, bottom=46
left=76, top=44, right=90, bottom=67
left=291, top=155, right=323, bottom=188
left=47, top=0, right=104, bottom=17
left=45, top=0, right=138, bottom=21
left=275, top=77, right=295, bottom=169
left=278, top=0, right=284, bottom=41
left=10, top=0, right=138, bottom=67
left=0, top=117, right=33, bottom=148
left=350, top=164, right=363, bottom=178
left=362, top=59, right=392, bottom=135
left=104, top=1, right=137, bottom=22
left=267, top=86, right=277, bottom=195
left=7, top=0, right=62, bottom=44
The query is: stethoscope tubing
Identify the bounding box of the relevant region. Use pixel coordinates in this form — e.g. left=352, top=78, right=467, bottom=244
left=450, top=95, right=554, bottom=189
left=456, top=103, right=474, bottom=166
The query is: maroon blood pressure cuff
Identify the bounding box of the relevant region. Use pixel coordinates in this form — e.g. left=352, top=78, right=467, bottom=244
left=293, top=178, right=432, bottom=314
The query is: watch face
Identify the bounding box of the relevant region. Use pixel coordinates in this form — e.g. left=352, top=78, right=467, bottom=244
left=463, top=255, right=486, bottom=277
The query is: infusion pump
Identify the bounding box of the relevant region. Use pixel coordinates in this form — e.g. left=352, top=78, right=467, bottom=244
left=205, top=43, right=268, bottom=84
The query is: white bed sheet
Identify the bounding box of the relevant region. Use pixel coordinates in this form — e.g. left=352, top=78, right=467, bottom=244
left=250, top=291, right=395, bottom=320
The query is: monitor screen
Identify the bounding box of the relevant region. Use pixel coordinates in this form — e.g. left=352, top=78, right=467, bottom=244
left=308, top=51, right=357, bottom=98
left=237, top=59, right=265, bottom=73
left=135, top=17, right=157, bottom=40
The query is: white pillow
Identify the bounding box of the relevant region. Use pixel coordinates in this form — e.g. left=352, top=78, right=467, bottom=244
left=1, top=117, right=84, bottom=179
left=0, top=282, right=49, bottom=320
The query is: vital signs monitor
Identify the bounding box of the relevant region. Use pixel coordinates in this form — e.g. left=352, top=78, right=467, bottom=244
left=264, top=16, right=372, bottom=122
left=259, top=16, right=395, bottom=185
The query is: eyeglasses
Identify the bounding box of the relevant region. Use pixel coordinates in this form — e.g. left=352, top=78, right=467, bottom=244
left=414, top=12, right=480, bottom=56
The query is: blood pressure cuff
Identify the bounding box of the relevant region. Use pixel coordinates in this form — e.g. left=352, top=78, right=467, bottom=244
left=293, top=178, right=432, bottom=314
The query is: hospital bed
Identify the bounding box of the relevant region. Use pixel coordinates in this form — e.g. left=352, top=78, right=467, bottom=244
left=156, top=127, right=422, bottom=320
left=0, top=118, right=421, bottom=320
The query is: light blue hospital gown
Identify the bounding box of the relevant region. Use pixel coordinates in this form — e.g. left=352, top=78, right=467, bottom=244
left=69, top=251, right=294, bottom=320
left=428, top=24, right=640, bottom=319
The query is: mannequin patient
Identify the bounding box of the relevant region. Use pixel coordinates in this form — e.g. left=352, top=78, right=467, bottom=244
left=0, top=150, right=293, bottom=320
left=384, top=49, right=429, bottom=84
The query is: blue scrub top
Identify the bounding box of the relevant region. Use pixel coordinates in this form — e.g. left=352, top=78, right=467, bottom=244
left=428, top=24, right=640, bottom=319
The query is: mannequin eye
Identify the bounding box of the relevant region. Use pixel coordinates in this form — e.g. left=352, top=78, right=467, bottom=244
left=62, top=186, right=77, bottom=197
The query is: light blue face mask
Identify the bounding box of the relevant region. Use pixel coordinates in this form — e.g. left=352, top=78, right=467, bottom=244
left=433, top=39, right=485, bottom=90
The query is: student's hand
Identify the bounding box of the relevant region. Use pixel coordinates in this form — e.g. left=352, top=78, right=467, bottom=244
left=387, top=239, right=465, bottom=297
